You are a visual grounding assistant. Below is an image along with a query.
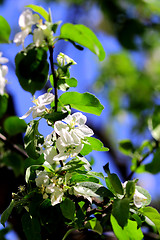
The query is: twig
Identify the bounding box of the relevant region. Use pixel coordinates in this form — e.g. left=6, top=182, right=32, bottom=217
left=126, top=143, right=158, bottom=180
left=49, top=47, right=63, bottom=168
left=0, top=133, right=28, bottom=158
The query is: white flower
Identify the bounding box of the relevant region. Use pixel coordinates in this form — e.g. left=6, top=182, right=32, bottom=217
left=0, top=52, right=9, bottom=64
left=33, top=23, right=54, bottom=47
left=133, top=189, right=147, bottom=208
left=13, top=9, right=40, bottom=48
left=39, top=131, right=58, bottom=164
left=33, top=28, right=45, bottom=47
left=0, top=65, right=8, bottom=95
left=46, top=183, right=64, bottom=206
left=53, top=129, right=83, bottom=161
left=20, top=92, right=55, bottom=119
left=54, top=112, right=94, bottom=144
left=35, top=171, right=50, bottom=188
left=57, top=52, right=77, bottom=66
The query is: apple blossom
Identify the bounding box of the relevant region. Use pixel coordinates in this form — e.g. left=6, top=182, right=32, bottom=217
left=57, top=52, right=77, bottom=66
left=39, top=131, right=58, bottom=164
left=46, top=184, right=64, bottom=206
left=20, top=92, right=54, bottom=119
left=54, top=112, right=94, bottom=144
left=13, top=9, right=40, bottom=48
left=0, top=65, right=8, bottom=95
left=133, top=189, right=147, bottom=208
left=35, top=170, right=50, bottom=188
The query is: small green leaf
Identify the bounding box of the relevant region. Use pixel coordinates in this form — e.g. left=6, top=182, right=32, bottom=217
left=60, top=23, right=105, bottom=61
left=148, top=106, right=160, bottom=141
left=26, top=4, right=49, bottom=21
left=0, top=94, right=8, bottom=119
left=77, top=182, right=102, bottom=193
left=44, top=111, right=68, bottom=123
left=3, top=152, right=24, bottom=177
left=0, top=16, right=11, bottom=43
left=4, top=116, right=27, bottom=136
left=15, top=47, right=49, bottom=95
left=119, top=139, right=134, bottom=156
left=87, top=137, right=109, bottom=152
left=25, top=165, right=44, bottom=183
left=85, top=218, right=103, bottom=235
left=105, top=174, right=124, bottom=196
left=59, top=92, right=104, bottom=116
left=144, top=148, right=160, bottom=174
left=140, top=207, right=160, bottom=234
left=125, top=181, right=135, bottom=199
left=24, top=155, right=45, bottom=169
left=60, top=198, right=75, bottom=221
left=1, top=200, right=15, bottom=227
left=24, top=120, right=44, bottom=159
left=112, top=198, right=130, bottom=228
left=111, top=215, right=144, bottom=240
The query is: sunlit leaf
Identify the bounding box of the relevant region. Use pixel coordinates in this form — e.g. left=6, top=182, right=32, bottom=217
left=111, top=215, right=144, bottom=240
left=26, top=4, right=49, bottom=21
left=60, top=23, right=105, bottom=61
left=0, top=16, right=10, bottom=43
left=59, top=92, right=104, bottom=116
left=1, top=200, right=15, bottom=227
left=4, top=116, right=27, bottom=136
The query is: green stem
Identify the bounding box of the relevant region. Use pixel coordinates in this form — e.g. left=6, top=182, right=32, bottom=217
left=62, top=228, right=76, bottom=240
left=49, top=46, right=58, bottom=112
left=49, top=47, right=63, bottom=167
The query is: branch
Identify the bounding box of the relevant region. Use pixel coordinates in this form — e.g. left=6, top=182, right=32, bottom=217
left=0, top=133, right=28, bottom=158
left=126, top=142, right=158, bottom=180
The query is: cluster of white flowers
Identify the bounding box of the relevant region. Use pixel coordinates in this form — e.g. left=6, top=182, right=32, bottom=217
left=38, top=112, right=94, bottom=164
left=14, top=9, right=54, bottom=49
left=0, top=52, right=8, bottom=95
left=35, top=171, right=64, bottom=206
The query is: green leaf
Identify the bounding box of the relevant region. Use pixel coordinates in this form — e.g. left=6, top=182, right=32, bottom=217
left=105, top=174, right=124, bottom=195
left=60, top=198, right=75, bottom=221
left=3, top=116, right=27, bottom=136
left=25, top=4, right=49, bottom=21
left=24, top=154, right=45, bottom=169
left=95, top=186, right=114, bottom=198
left=85, top=218, right=103, bottom=235
left=148, top=106, right=160, bottom=141
left=44, top=111, right=68, bottom=123
left=1, top=200, right=15, bottom=227
left=0, top=16, right=11, bottom=43
left=77, top=182, right=102, bottom=193
left=24, top=120, right=44, bottom=159
left=87, top=137, right=109, bottom=152
left=140, top=207, right=160, bottom=234
left=25, top=165, right=44, bottom=183
left=21, top=213, right=41, bottom=240
left=111, top=215, right=144, bottom=240
left=143, top=148, right=160, bottom=174
left=0, top=94, right=8, bottom=119
left=112, top=198, right=130, bottom=228
left=59, top=92, right=104, bottom=116
left=15, top=47, right=49, bottom=95
left=119, top=139, right=134, bottom=156
left=60, top=23, right=105, bottom=61
left=125, top=180, right=136, bottom=199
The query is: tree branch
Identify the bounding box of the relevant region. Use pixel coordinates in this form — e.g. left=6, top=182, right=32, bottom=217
left=0, top=133, right=28, bottom=158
